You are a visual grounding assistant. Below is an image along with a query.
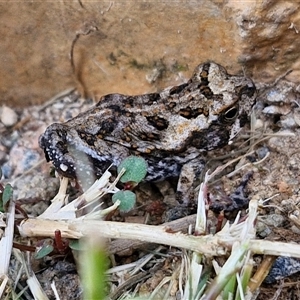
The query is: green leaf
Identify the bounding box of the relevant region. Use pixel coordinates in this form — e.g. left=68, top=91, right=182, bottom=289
left=69, top=239, right=84, bottom=251
left=34, top=240, right=54, bottom=259
left=117, top=156, right=147, bottom=183
left=3, top=184, right=13, bottom=205
left=0, top=167, right=2, bottom=179
left=112, top=190, right=136, bottom=212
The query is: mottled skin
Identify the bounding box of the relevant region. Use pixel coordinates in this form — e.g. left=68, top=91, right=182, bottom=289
left=39, top=62, right=256, bottom=207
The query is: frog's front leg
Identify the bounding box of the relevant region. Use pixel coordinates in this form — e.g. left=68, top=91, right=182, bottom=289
left=165, top=159, right=205, bottom=221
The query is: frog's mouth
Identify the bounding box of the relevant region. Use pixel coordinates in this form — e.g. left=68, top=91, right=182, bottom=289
left=39, top=123, right=77, bottom=178
left=39, top=124, right=106, bottom=187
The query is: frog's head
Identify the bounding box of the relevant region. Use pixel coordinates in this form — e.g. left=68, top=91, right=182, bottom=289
left=193, top=61, right=257, bottom=143
left=39, top=123, right=77, bottom=178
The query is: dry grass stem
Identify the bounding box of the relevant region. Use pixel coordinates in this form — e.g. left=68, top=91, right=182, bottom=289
left=19, top=217, right=226, bottom=255
left=0, top=200, right=15, bottom=275
left=18, top=199, right=300, bottom=260
left=0, top=200, right=15, bottom=299
left=248, top=255, right=276, bottom=293
left=38, top=168, right=124, bottom=220
left=108, top=214, right=196, bottom=254
left=13, top=248, right=50, bottom=300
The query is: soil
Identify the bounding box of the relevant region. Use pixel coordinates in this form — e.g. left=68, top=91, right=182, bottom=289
left=1, top=76, right=300, bottom=299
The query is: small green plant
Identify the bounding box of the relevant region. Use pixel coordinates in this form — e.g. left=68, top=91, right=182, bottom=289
left=114, top=156, right=148, bottom=213
left=34, top=230, right=69, bottom=259
left=117, top=156, right=148, bottom=184
left=0, top=168, right=13, bottom=212
left=112, top=190, right=136, bottom=212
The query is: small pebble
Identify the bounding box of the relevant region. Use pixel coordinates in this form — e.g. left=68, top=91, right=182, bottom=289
left=262, top=104, right=291, bottom=115
left=0, top=105, right=18, bottom=127
left=256, top=147, right=269, bottom=160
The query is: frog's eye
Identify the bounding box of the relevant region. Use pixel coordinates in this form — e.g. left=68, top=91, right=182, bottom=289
left=224, top=106, right=238, bottom=121
left=240, top=84, right=256, bottom=98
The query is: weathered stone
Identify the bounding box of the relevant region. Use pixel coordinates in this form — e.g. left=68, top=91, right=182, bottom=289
left=1, top=1, right=300, bottom=106
left=0, top=105, right=18, bottom=126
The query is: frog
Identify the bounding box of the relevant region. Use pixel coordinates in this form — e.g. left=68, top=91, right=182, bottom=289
left=39, top=61, right=256, bottom=213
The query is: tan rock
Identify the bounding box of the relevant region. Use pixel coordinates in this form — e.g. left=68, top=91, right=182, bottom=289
left=0, top=105, right=18, bottom=126
left=1, top=1, right=299, bottom=107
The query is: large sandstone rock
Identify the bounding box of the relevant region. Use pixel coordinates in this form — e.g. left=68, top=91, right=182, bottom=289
left=0, top=1, right=299, bottom=106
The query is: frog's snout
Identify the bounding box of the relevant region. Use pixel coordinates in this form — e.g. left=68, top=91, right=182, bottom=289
left=39, top=124, right=76, bottom=178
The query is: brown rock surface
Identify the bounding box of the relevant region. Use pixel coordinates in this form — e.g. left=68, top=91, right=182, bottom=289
left=1, top=1, right=300, bottom=107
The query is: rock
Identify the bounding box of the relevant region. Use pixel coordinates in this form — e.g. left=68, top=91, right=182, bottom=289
left=1, top=1, right=300, bottom=107
left=0, top=106, right=18, bottom=127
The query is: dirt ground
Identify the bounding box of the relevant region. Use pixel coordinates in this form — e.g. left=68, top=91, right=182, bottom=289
left=1, top=74, right=300, bottom=299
